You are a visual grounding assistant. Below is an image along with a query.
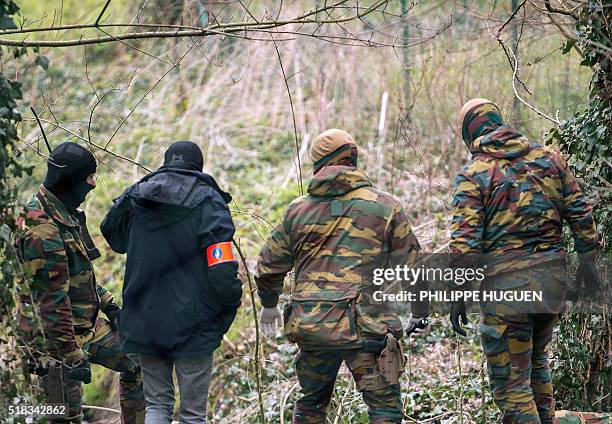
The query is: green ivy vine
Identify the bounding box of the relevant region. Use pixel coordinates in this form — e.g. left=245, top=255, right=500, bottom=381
left=547, top=1, right=611, bottom=413
left=0, top=0, right=39, bottom=420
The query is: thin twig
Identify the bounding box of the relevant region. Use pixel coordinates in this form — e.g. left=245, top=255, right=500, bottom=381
left=481, top=358, right=487, bottom=424
left=238, top=0, right=260, bottom=23
left=271, top=34, right=303, bottom=195
left=456, top=335, right=464, bottom=424
left=497, top=0, right=528, bottom=35
left=543, top=0, right=579, bottom=21
left=498, top=35, right=532, bottom=94
left=30, top=107, right=53, bottom=154
left=95, top=0, right=113, bottom=26
left=279, top=382, right=299, bottom=424
left=233, top=239, right=266, bottom=424
left=0, top=1, right=390, bottom=48
left=497, top=37, right=561, bottom=125
left=22, top=117, right=151, bottom=172
left=82, top=404, right=120, bottom=414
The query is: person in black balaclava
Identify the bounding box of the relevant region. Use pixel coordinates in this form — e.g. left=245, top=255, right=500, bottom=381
left=43, top=141, right=98, bottom=214
left=15, top=140, right=146, bottom=422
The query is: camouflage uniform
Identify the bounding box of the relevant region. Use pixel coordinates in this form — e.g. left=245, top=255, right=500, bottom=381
left=257, top=165, right=423, bottom=424
left=14, top=185, right=145, bottom=423
left=451, top=102, right=599, bottom=424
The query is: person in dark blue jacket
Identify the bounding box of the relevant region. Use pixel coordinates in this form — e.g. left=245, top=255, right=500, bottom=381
left=101, top=141, right=242, bottom=424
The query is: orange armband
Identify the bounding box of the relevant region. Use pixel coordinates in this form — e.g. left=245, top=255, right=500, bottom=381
left=206, top=241, right=235, bottom=266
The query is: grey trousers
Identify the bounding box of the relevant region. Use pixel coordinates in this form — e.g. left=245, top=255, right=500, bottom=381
left=140, top=354, right=213, bottom=424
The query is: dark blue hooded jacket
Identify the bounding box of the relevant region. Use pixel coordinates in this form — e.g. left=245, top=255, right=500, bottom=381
left=101, top=167, right=242, bottom=357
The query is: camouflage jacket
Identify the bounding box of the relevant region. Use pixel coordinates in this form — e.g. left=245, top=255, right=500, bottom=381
left=14, top=185, right=116, bottom=363
left=256, top=166, right=422, bottom=348
left=450, top=127, right=599, bottom=275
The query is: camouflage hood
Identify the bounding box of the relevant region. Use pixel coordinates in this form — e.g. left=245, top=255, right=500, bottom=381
left=470, top=125, right=532, bottom=159
left=307, top=165, right=372, bottom=197
left=461, top=101, right=531, bottom=159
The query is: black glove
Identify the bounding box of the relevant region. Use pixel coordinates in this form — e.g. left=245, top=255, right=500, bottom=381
left=450, top=300, right=468, bottom=336
left=66, top=359, right=91, bottom=384
left=404, top=315, right=430, bottom=337
left=106, top=306, right=121, bottom=332
left=575, top=260, right=600, bottom=297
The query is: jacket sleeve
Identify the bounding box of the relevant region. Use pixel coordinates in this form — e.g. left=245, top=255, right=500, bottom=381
left=450, top=170, right=484, bottom=254
left=17, top=224, right=85, bottom=363
left=256, top=212, right=294, bottom=308
left=552, top=151, right=599, bottom=253
left=387, top=203, right=420, bottom=259
left=386, top=203, right=428, bottom=316
left=100, top=191, right=131, bottom=254
left=199, top=192, right=243, bottom=310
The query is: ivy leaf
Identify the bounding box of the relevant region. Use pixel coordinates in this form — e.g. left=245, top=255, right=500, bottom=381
left=0, top=15, right=16, bottom=30
left=595, top=125, right=606, bottom=140
left=35, top=55, right=49, bottom=71
left=7, top=1, right=20, bottom=15
left=13, top=46, right=25, bottom=58
left=562, top=39, right=576, bottom=55
left=0, top=224, right=10, bottom=243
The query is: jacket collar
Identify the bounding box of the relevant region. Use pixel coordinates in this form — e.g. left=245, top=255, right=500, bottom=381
left=140, top=167, right=232, bottom=204
left=37, top=184, right=80, bottom=228
left=307, top=165, right=372, bottom=197
left=469, top=125, right=531, bottom=159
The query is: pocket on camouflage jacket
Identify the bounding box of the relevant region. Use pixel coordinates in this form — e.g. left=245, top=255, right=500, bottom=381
left=284, top=298, right=359, bottom=346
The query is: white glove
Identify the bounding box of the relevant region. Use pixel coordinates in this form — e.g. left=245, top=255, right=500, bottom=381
left=404, top=314, right=431, bottom=337
left=260, top=306, right=282, bottom=338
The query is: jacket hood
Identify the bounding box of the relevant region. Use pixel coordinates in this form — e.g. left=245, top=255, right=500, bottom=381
left=307, top=165, right=372, bottom=197
left=127, top=168, right=231, bottom=229
left=470, top=125, right=532, bottom=159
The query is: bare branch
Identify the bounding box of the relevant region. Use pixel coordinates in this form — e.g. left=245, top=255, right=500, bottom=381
left=543, top=0, right=579, bottom=21
left=0, top=1, right=390, bottom=48
left=271, top=34, right=303, bottom=195
left=498, top=37, right=561, bottom=125
left=95, top=0, right=113, bottom=26
left=547, top=12, right=584, bottom=56
left=498, top=35, right=533, bottom=95
left=30, top=107, right=53, bottom=154
left=498, top=0, right=528, bottom=35
left=238, top=0, right=259, bottom=24
left=22, top=117, right=151, bottom=172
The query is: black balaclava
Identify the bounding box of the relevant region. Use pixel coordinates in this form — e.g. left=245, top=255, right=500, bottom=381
left=162, top=141, right=203, bottom=171
left=43, top=142, right=97, bottom=214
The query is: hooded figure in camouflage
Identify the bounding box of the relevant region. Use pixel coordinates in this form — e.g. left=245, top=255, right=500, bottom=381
left=14, top=142, right=145, bottom=423
left=256, top=129, right=429, bottom=424
left=449, top=99, right=601, bottom=424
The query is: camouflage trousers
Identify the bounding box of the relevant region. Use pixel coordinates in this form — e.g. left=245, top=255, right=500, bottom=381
left=480, top=312, right=558, bottom=424
left=293, top=347, right=403, bottom=424
left=39, top=318, right=145, bottom=423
